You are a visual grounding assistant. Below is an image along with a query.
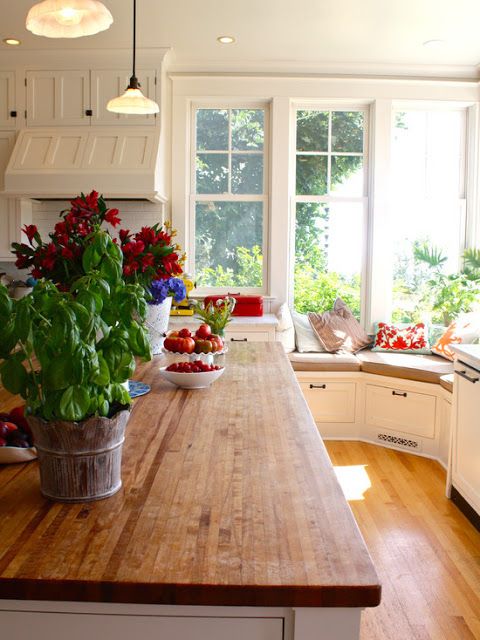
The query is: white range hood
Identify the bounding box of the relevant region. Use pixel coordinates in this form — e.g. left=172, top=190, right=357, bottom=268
left=3, top=127, right=164, bottom=203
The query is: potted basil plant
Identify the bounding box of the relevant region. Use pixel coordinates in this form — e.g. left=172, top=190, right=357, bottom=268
left=0, top=229, right=151, bottom=502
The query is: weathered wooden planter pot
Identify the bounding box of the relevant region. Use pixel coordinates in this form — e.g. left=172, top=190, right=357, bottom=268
left=27, top=410, right=130, bottom=503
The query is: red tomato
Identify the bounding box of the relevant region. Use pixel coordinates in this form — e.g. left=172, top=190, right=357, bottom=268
left=164, top=336, right=196, bottom=354
left=194, top=338, right=213, bottom=354
left=195, top=323, right=212, bottom=339
left=178, top=328, right=192, bottom=338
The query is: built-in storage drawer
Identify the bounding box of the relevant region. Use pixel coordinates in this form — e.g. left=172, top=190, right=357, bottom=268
left=226, top=331, right=271, bottom=342
left=0, top=610, right=283, bottom=640
left=365, top=384, right=436, bottom=438
left=299, top=381, right=356, bottom=423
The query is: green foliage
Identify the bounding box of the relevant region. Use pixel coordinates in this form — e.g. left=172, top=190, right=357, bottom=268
left=394, top=242, right=480, bottom=325
left=294, top=263, right=361, bottom=317
left=192, top=296, right=236, bottom=335
left=198, top=245, right=263, bottom=288
left=0, top=229, right=151, bottom=423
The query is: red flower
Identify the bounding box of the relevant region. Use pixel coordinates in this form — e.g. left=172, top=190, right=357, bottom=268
left=22, top=224, right=38, bottom=244
left=137, top=226, right=156, bottom=245
left=105, top=208, right=121, bottom=227
left=15, top=254, right=31, bottom=269
left=119, top=228, right=131, bottom=243
left=123, top=261, right=140, bottom=276
left=141, top=253, right=155, bottom=271
left=61, top=247, right=74, bottom=260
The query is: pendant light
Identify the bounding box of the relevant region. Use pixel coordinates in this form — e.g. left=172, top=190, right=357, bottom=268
left=106, top=0, right=159, bottom=115
left=26, top=0, right=113, bottom=38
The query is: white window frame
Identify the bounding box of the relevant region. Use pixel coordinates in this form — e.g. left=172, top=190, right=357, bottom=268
left=189, top=100, right=270, bottom=295
left=290, top=103, right=370, bottom=323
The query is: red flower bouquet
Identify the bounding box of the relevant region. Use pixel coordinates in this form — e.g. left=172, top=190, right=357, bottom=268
left=12, top=191, right=184, bottom=291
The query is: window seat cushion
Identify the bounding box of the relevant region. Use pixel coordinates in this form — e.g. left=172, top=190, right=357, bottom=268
left=289, top=348, right=454, bottom=384
left=288, top=351, right=361, bottom=372
left=356, top=350, right=454, bottom=384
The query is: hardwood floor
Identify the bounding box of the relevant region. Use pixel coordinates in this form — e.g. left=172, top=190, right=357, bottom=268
left=325, top=441, right=480, bottom=640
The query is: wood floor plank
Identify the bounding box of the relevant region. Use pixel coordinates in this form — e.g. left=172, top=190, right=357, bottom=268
left=325, top=441, right=480, bottom=640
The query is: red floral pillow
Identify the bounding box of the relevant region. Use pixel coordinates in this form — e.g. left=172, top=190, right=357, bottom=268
left=372, top=322, right=431, bottom=354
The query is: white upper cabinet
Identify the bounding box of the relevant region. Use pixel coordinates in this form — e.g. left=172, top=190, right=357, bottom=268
left=0, top=131, right=16, bottom=190
left=0, top=72, right=17, bottom=129
left=91, top=69, right=157, bottom=125
left=25, top=69, right=158, bottom=127
left=26, top=70, right=90, bottom=127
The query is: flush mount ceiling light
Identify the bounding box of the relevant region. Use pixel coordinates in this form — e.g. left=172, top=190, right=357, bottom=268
left=3, top=38, right=21, bottom=45
left=107, top=0, right=159, bottom=115
left=26, top=0, right=113, bottom=38
left=217, top=35, right=235, bottom=44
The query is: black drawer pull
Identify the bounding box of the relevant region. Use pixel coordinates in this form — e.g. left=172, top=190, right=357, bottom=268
left=309, top=384, right=326, bottom=389
left=455, top=369, right=479, bottom=384
left=10, top=110, right=17, bottom=117
left=85, top=109, right=93, bottom=116
left=230, top=337, right=248, bottom=342
left=392, top=391, right=407, bottom=397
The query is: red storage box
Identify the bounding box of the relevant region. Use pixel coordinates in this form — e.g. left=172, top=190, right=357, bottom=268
left=204, top=294, right=263, bottom=317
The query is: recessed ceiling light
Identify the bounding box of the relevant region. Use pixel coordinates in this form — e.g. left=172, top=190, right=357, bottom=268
left=422, top=39, right=445, bottom=48
left=217, top=35, right=235, bottom=44
left=3, top=38, right=21, bottom=46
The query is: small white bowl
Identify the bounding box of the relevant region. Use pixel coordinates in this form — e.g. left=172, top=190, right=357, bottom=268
left=159, top=366, right=225, bottom=389
left=0, top=446, right=37, bottom=464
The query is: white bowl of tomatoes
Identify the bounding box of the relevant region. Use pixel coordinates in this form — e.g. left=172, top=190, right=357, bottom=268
left=163, top=324, right=225, bottom=356
left=159, top=360, right=225, bottom=389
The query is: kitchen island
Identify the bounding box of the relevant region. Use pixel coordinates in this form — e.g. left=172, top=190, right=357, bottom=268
left=0, top=342, right=380, bottom=639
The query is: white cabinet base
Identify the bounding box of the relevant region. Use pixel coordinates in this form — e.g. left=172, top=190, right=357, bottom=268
left=0, top=601, right=364, bottom=640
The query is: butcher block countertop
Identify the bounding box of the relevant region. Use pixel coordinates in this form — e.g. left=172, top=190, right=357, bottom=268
left=0, top=343, right=381, bottom=608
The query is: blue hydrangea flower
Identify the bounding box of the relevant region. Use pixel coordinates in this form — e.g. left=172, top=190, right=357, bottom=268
left=149, top=277, right=186, bottom=305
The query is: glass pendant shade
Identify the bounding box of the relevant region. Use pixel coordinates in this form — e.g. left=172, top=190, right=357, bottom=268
left=106, top=0, right=159, bottom=116
left=107, top=86, right=159, bottom=115
left=26, top=0, right=113, bottom=38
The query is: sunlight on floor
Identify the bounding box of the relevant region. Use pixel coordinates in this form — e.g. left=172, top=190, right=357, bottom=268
left=333, top=465, right=371, bottom=501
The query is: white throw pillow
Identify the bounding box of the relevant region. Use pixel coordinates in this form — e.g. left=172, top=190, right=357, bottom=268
left=292, top=310, right=325, bottom=353
left=276, top=303, right=295, bottom=353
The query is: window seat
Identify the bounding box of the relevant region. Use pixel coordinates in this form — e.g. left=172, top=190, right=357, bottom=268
left=289, top=348, right=454, bottom=386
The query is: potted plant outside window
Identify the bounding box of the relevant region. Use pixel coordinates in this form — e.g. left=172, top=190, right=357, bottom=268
left=0, top=229, right=152, bottom=502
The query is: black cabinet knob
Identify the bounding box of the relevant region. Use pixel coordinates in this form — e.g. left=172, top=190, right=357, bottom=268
left=85, top=109, right=93, bottom=116
left=10, top=110, right=17, bottom=117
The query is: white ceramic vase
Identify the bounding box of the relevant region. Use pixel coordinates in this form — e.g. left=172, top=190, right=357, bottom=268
left=145, top=296, right=172, bottom=355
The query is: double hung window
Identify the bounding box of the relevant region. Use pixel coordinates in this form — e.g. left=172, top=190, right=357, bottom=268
left=390, top=108, right=467, bottom=324
left=293, top=108, right=367, bottom=318
left=192, top=106, right=268, bottom=292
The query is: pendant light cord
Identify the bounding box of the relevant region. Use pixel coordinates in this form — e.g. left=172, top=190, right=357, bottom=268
left=128, top=0, right=139, bottom=89
left=132, top=0, right=136, bottom=79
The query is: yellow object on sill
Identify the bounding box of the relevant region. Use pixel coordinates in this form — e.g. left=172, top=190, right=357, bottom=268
left=170, top=308, right=195, bottom=316
left=170, top=273, right=196, bottom=316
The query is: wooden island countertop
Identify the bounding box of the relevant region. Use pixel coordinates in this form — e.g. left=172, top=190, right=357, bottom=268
left=0, top=342, right=381, bottom=609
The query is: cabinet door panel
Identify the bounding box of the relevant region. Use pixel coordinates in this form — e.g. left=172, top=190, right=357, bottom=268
left=299, top=381, right=356, bottom=423
left=453, top=365, right=480, bottom=512
left=91, top=69, right=157, bottom=125
left=226, top=331, right=271, bottom=342
left=27, top=70, right=90, bottom=126
left=0, top=131, right=15, bottom=190
left=0, top=72, right=16, bottom=128
left=365, top=384, right=436, bottom=438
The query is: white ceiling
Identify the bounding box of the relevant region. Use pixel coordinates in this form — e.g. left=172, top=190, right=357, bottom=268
left=2, top=0, right=480, bottom=78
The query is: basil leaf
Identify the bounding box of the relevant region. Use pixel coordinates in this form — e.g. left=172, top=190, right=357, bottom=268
left=0, top=359, right=28, bottom=395
left=59, top=385, right=91, bottom=422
